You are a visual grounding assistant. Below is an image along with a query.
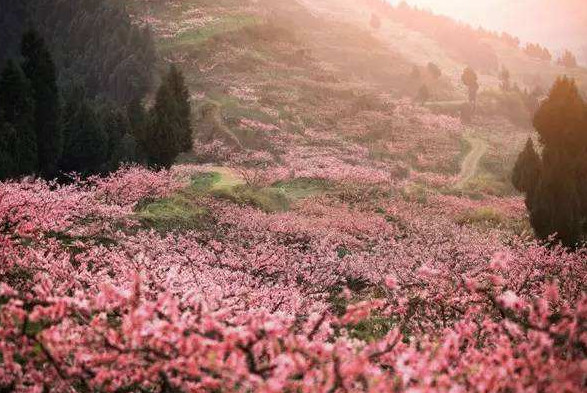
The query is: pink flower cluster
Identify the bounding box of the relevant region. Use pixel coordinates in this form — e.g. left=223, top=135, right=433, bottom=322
left=0, top=167, right=585, bottom=392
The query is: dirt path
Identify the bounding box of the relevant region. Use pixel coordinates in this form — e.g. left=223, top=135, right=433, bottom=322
left=455, top=135, right=488, bottom=189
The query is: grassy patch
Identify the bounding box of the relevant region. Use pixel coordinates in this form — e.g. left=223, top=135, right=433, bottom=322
left=159, top=15, right=260, bottom=52
left=273, top=178, right=333, bottom=200
left=465, top=173, right=515, bottom=196
left=136, top=172, right=218, bottom=232
left=212, top=185, right=290, bottom=212
left=136, top=195, right=211, bottom=232
left=347, top=315, right=397, bottom=342
left=456, top=206, right=505, bottom=227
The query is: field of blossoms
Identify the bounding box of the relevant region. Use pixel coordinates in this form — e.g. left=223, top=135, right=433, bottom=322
left=1, top=0, right=585, bottom=392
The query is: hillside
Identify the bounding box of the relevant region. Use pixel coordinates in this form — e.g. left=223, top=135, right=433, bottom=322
left=0, top=1, right=585, bottom=392
left=126, top=0, right=539, bottom=194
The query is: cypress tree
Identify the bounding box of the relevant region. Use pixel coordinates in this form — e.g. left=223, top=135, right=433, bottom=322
left=165, top=64, right=193, bottom=152
left=102, top=104, right=137, bottom=169
left=514, top=77, right=587, bottom=246
left=0, top=112, right=17, bottom=180
left=60, top=88, right=108, bottom=175
left=512, top=138, right=541, bottom=194
left=21, top=29, right=62, bottom=177
left=0, top=59, right=38, bottom=176
left=141, top=64, right=193, bottom=168
left=143, top=81, right=182, bottom=168
left=461, top=67, right=479, bottom=106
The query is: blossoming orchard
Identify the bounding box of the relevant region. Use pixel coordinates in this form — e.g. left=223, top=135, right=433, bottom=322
left=1, top=0, right=587, bottom=392
left=1, top=155, right=585, bottom=392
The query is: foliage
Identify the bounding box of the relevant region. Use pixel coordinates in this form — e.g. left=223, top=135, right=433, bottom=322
left=514, top=77, right=587, bottom=246
left=60, top=88, right=109, bottom=176
left=0, top=165, right=584, bottom=392
left=524, top=43, right=552, bottom=62
left=557, top=50, right=578, bottom=68
left=142, top=65, right=193, bottom=168
left=0, top=60, right=38, bottom=177
left=21, top=30, right=63, bottom=177
left=499, top=66, right=511, bottom=92
left=29, top=0, right=156, bottom=104
left=512, top=139, right=541, bottom=194
left=461, top=66, right=479, bottom=105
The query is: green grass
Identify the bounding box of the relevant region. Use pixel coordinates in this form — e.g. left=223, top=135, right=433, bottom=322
left=455, top=206, right=505, bottom=227
left=212, top=185, right=290, bottom=213
left=135, top=172, right=221, bottom=232
left=136, top=195, right=211, bottom=232
left=273, top=178, right=333, bottom=200
left=159, top=15, right=260, bottom=52
left=464, top=172, right=515, bottom=196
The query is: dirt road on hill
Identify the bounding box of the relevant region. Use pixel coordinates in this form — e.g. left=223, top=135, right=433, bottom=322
left=456, top=135, right=488, bottom=189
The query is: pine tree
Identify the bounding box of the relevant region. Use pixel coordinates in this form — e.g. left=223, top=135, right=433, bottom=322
left=499, top=66, right=511, bottom=92
left=0, top=60, right=38, bottom=176
left=0, top=112, right=17, bottom=180
left=101, top=104, right=137, bottom=169
left=21, top=30, right=62, bottom=178
left=60, top=88, right=108, bottom=175
left=557, top=50, right=578, bottom=68
left=514, top=77, right=587, bottom=247
left=461, top=67, right=479, bottom=106
left=512, top=138, right=541, bottom=194
left=165, top=64, right=193, bottom=152
left=143, top=81, right=182, bottom=168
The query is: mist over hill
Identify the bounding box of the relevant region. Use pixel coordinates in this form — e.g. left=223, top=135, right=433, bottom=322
left=389, top=0, right=587, bottom=63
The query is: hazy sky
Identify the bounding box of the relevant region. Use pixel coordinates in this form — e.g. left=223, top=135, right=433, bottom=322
left=387, top=0, right=587, bottom=55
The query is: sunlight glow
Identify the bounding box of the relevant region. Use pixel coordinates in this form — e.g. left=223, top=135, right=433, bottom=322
left=388, top=0, right=587, bottom=52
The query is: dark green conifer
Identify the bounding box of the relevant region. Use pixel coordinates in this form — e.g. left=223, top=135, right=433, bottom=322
left=21, top=29, right=62, bottom=177
left=143, top=82, right=182, bottom=168
left=60, top=88, right=108, bottom=175
left=165, top=64, right=193, bottom=152
left=514, top=77, right=587, bottom=246
left=0, top=60, right=38, bottom=176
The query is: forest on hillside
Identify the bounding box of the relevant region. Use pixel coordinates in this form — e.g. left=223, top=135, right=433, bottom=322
left=0, top=0, right=585, bottom=392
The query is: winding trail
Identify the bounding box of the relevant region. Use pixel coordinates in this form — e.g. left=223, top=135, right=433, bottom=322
left=455, top=135, right=488, bottom=189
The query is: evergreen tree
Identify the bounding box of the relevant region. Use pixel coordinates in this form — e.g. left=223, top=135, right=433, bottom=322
left=143, top=81, right=182, bottom=168
left=0, top=112, right=17, bottom=180
left=513, top=77, right=587, bottom=246
left=127, top=97, right=149, bottom=161
left=101, top=104, right=137, bottom=169
left=461, top=67, right=479, bottom=106
left=21, top=29, right=62, bottom=177
left=0, top=59, right=38, bottom=176
left=512, top=138, right=540, bottom=194
left=60, top=88, right=108, bottom=175
left=26, top=0, right=156, bottom=105
left=165, top=64, right=193, bottom=152
left=557, top=50, right=578, bottom=68
left=499, top=66, right=511, bottom=92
